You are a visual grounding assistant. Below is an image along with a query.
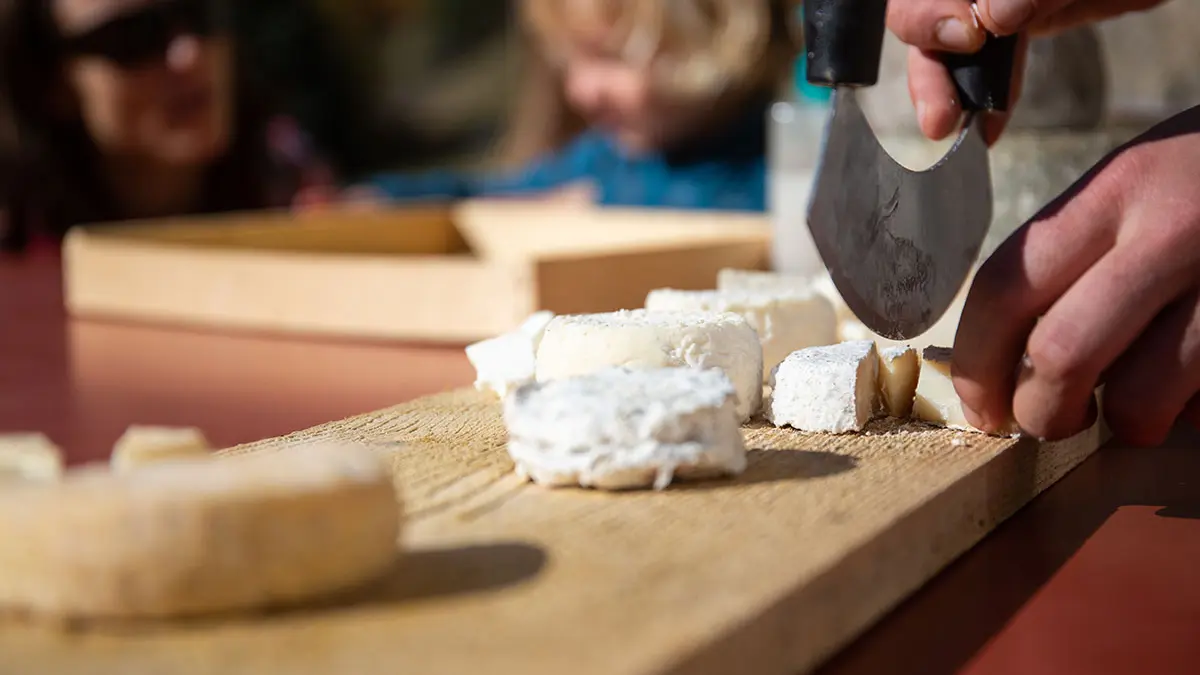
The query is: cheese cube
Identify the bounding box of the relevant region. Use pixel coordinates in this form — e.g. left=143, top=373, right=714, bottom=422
left=878, top=345, right=919, bottom=418
left=111, top=426, right=212, bottom=472
left=0, top=433, right=64, bottom=483
left=644, top=288, right=838, bottom=383
left=465, top=311, right=555, bottom=398
left=913, top=347, right=1019, bottom=435
left=766, top=340, right=880, bottom=433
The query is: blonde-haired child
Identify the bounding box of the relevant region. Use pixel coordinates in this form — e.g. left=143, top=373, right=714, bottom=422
left=340, top=0, right=799, bottom=212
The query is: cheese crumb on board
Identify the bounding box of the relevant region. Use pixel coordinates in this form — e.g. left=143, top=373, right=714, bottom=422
left=913, top=347, right=1020, bottom=436
left=465, top=311, right=555, bottom=398
left=504, top=367, right=746, bottom=490
left=0, top=434, right=64, bottom=483
left=765, top=340, right=880, bottom=433
left=110, top=425, right=211, bottom=472
left=644, top=288, right=838, bottom=384
left=535, top=310, right=762, bottom=421
left=878, top=345, right=919, bottom=418
left=0, top=443, right=401, bottom=620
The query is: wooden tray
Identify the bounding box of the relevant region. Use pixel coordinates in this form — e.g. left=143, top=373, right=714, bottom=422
left=63, top=200, right=770, bottom=343
left=0, top=389, right=1105, bottom=675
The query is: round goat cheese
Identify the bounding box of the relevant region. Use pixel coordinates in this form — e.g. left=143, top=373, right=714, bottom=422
left=644, top=288, right=838, bottom=383
left=0, top=443, right=401, bottom=620
left=504, top=367, right=747, bottom=490
left=535, top=310, right=763, bottom=421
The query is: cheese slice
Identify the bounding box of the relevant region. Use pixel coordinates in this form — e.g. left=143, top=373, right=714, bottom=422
left=0, top=434, right=64, bottom=483
left=465, top=311, right=555, bottom=398
left=504, top=367, right=746, bottom=490
left=535, top=310, right=763, bottom=421
left=0, top=443, right=400, bottom=620
left=913, top=347, right=1020, bottom=435
left=716, top=268, right=812, bottom=294
left=766, top=340, right=880, bottom=433
left=110, top=426, right=211, bottom=472
left=878, top=345, right=919, bottom=418
left=644, top=288, right=838, bottom=383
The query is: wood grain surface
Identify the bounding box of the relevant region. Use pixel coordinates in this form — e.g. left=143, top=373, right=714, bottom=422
left=0, top=388, right=1102, bottom=675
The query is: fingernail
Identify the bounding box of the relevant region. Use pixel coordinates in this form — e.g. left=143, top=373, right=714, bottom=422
left=982, top=0, right=1034, bottom=33
left=935, top=17, right=978, bottom=51
left=916, top=100, right=929, bottom=127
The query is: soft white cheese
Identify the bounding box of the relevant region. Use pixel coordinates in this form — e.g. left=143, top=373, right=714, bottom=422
left=504, top=366, right=746, bottom=490
left=716, top=268, right=813, bottom=295
left=0, top=434, right=63, bottom=483
left=535, top=309, right=763, bottom=421
left=765, top=340, right=880, bottom=433
left=110, top=426, right=211, bottom=472
left=644, top=288, right=837, bottom=383
left=878, top=345, right=919, bottom=418
left=913, top=347, right=1020, bottom=436
left=465, top=311, right=555, bottom=398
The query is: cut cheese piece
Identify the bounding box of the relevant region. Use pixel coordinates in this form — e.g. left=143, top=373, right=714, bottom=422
left=465, top=311, right=555, bottom=398
left=504, top=367, right=746, bottom=490
left=766, top=340, right=880, bottom=433
left=644, top=288, right=837, bottom=383
left=0, top=434, right=64, bottom=483
left=535, top=310, right=762, bottom=421
left=716, top=268, right=812, bottom=295
left=878, top=345, right=919, bottom=418
left=913, top=347, right=1020, bottom=435
left=0, top=443, right=400, bottom=620
left=110, top=425, right=211, bottom=472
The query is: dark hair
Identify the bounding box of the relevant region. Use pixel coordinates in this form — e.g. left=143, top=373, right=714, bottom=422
left=0, top=0, right=289, bottom=252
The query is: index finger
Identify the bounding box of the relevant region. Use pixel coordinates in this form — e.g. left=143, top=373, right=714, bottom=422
left=952, top=169, right=1118, bottom=432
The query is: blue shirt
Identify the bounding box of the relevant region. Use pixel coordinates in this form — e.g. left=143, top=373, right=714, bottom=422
left=368, top=98, right=771, bottom=212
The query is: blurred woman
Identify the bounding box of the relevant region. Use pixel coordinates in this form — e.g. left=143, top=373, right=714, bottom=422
left=317, top=0, right=800, bottom=213
left=0, top=0, right=328, bottom=252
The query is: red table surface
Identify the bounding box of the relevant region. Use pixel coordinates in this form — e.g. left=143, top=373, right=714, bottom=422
left=3, top=250, right=1200, bottom=674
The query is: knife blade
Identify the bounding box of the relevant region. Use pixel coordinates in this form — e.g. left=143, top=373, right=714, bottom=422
left=796, top=0, right=1017, bottom=340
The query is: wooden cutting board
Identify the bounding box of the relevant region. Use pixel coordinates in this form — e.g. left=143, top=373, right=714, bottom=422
left=0, top=389, right=1104, bottom=675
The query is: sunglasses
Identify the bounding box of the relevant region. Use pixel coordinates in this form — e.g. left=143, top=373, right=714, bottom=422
left=56, top=0, right=229, bottom=69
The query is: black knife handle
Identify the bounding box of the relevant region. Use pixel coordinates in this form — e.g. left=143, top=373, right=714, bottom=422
left=943, top=31, right=1019, bottom=111
left=802, top=0, right=889, bottom=87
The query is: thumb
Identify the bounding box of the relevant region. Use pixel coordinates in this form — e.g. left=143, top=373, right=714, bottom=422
left=975, top=0, right=1077, bottom=35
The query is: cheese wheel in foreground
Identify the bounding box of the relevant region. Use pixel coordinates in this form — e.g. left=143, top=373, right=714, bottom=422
left=766, top=341, right=880, bottom=433
left=535, top=310, right=763, bottom=421
left=505, top=367, right=746, bottom=490
left=644, top=288, right=838, bottom=384
left=110, top=425, right=212, bottom=472
left=0, top=434, right=64, bottom=483
left=0, top=444, right=401, bottom=620
left=913, top=347, right=1020, bottom=436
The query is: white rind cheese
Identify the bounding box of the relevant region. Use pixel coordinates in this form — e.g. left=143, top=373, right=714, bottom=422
left=716, top=268, right=812, bottom=295
left=878, top=346, right=919, bottom=418
left=0, top=434, right=64, bottom=483
left=913, top=347, right=1020, bottom=436
left=465, top=311, right=555, bottom=398
left=110, top=426, right=211, bottom=472
left=0, top=443, right=401, bottom=620
left=504, top=367, right=746, bottom=490
left=644, top=288, right=838, bottom=383
left=766, top=340, right=880, bottom=433
left=535, top=310, right=762, bottom=421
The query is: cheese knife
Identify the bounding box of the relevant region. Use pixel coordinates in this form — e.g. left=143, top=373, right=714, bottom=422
left=798, top=0, right=1017, bottom=340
